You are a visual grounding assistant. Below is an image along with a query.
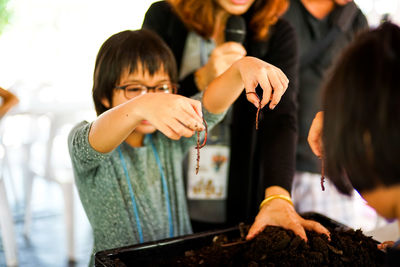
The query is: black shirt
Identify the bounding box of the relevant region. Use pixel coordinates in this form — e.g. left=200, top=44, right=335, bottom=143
left=143, top=1, right=298, bottom=225
left=387, top=245, right=400, bottom=266
left=284, top=0, right=368, bottom=173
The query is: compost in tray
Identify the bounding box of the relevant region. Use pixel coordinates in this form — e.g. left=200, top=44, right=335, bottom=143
left=94, top=213, right=385, bottom=267
left=167, top=225, right=385, bottom=266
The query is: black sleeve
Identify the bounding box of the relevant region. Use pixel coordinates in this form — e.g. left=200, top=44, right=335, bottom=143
left=227, top=19, right=298, bottom=222
left=353, top=10, right=369, bottom=33
left=258, top=19, right=299, bottom=192
left=142, top=1, right=171, bottom=40
left=142, top=1, right=199, bottom=97
left=178, top=73, right=200, bottom=97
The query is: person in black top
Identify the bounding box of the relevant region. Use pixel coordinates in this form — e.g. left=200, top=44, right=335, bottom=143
left=307, top=22, right=400, bottom=267
left=283, top=0, right=370, bottom=227
left=143, top=0, right=330, bottom=241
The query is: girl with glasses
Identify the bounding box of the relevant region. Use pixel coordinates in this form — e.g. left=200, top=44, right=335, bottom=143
left=68, top=29, right=290, bottom=264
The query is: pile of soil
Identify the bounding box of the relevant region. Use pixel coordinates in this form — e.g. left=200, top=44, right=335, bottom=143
left=163, top=225, right=385, bottom=266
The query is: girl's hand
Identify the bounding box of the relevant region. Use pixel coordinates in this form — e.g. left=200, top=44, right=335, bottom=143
left=195, top=42, right=246, bottom=91
left=135, top=93, right=205, bottom=140
left=235, top=57, right=289, bottom=110
left=307, top=111, right=324, bottom=158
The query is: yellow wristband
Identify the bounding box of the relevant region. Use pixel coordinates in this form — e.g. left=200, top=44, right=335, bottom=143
left=259, top=194, right=293, bottom=210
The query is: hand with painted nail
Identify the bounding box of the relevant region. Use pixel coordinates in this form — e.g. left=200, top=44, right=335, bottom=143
left=202, top=56, right=289, bottom=115
left=235, top=56, right=289, bottom=110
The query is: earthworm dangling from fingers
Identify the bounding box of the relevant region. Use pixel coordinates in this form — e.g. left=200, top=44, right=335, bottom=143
left=320, top=158, right=325, bottom=191
left=246, top=92, right=261, bottom=130
left=196, top=117, right=208, bottom=174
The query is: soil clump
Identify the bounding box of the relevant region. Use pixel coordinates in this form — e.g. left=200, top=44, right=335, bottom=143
left=164, top=225, right=385, bottom=266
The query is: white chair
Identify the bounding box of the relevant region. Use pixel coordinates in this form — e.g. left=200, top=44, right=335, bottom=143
left=22, top=106, right=94, bottom=262
left=0, top=140, right=18, bottom=266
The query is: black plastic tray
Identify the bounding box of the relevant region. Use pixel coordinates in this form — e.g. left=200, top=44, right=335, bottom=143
left=94, top=212, right=349, bottom=267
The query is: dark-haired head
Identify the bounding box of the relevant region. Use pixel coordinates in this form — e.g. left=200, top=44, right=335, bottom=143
left=92, top=29, right=178, bottom=115
left=322, top=22, right=400, bottom=196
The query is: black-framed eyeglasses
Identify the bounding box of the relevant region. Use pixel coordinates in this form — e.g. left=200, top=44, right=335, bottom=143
left=115, top=83, right=179, bottom=99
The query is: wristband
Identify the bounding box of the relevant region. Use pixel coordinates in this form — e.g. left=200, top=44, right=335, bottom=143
left=259, top=194, right=293, bottom=210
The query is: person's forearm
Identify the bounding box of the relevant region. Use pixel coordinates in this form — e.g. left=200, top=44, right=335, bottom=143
left=265, top=186, right=291, bottom=197
left=89, top=98, right=144, bottom=153
left=257, top=109, right=297, bottom=193
left=202, top=63, right=244, bottom=114
left=0, top=95, right=19, bottom=117
left=0, top=106, right=11, bottom=117
left=194, top=66, right=211, bottom=92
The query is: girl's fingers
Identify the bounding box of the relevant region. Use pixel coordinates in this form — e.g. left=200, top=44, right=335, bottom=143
left=156, top=122, right=181, bottom=140
left=185, top=98, right=204, bottom=122
left=145, top=95, right=204, bottom=139
left=165, top=118, right=195, bottom=138
left=176, top=110, right=204, bottom=132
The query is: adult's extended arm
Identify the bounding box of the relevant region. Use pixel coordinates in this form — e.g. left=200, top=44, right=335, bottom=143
left=246, top=20, right=329, bottom=241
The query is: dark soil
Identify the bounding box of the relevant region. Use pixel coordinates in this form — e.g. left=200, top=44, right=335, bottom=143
left=162, top=225, right=385, bottom=267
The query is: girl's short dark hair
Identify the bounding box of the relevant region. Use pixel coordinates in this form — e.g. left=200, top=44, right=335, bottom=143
left=92, top=29, right=178, bottom=115
left=322, top=22, right=400, bottom=195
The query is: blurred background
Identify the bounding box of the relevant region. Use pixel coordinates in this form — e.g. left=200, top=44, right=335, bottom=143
left=0, top=0, right=399, bottom=266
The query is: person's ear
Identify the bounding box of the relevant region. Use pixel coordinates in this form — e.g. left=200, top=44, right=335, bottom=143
left=101, top=98, right=111, bottom=109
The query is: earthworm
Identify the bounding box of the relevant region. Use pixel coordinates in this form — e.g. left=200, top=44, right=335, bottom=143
left=246, top=92, right=261, bottom=130
left=321, top=158, right=325, bottom=191
left=196, top=117, right=208, bottom=174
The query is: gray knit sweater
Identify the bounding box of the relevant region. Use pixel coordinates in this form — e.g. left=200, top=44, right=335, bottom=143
left=68, top=105, right=224, bottom=261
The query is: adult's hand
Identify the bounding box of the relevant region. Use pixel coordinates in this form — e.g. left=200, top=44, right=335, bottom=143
left=246, top=186, right=330, bottom=242
left=235, top=57, right=289, bottom=110
left=308, top=111, right=324, bottom=158
left=202, top=56, right=289, bottom=113
left=195, top=42, right=246, bottom=91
